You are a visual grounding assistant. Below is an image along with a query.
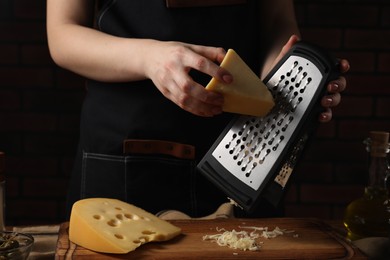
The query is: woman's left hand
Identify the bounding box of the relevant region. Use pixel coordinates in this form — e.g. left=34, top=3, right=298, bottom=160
left=319, top=59, right=350, bottom=122
left=274, top=35, right=350, bottom=123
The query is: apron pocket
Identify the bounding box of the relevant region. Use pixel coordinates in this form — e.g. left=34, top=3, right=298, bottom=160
left=81, top=152, right=127, bottom=200
left=80, top=151, right=196, bottom=215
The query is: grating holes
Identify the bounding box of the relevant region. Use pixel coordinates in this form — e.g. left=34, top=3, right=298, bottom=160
left=116, top=214, right=123, bottom=220
left=93, top=215, right=102, bottom=220
left=115, top=207, right=122, bottom=210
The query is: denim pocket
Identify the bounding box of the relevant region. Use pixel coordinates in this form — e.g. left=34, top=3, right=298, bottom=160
left=80, top=151, right=196, bottom=215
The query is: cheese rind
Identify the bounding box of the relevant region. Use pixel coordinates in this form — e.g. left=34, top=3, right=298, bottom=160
left=69, top=198, right=182, bottom=254
left=206, top=49, right=275, bottom=116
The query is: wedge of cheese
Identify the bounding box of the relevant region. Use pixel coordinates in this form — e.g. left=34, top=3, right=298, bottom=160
left=69, top=198, right=182, bottom=254
left=206, top=49, right=275, bottom=117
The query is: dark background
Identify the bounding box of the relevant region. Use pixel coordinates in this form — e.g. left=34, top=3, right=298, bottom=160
left=1, top=0, right=389, bottom=225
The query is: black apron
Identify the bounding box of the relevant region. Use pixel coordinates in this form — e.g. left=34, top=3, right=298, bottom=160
left=66, top=0, right=282, bottom=219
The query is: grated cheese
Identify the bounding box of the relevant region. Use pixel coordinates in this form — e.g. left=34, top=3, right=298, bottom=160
left=203, top=226, right=297, bottom=251
left=202, top=228, right=261, bottom=251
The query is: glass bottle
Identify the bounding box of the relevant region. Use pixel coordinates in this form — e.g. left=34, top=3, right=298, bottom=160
left=343, top=131, right=390, bottom=240
left=0, top=152, right=5, bottom=230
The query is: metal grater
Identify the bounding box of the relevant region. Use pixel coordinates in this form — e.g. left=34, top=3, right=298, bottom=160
left=197, top=42, right=339, bottom=213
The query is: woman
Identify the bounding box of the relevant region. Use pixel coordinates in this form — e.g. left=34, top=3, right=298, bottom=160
left=46, top=0, right=349, bottom=218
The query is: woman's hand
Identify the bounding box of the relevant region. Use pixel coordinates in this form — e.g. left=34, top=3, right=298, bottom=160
left=271, top=35, right=350, bottom=123
left=142, top=41, right=232, bottom=117
left=319, top=59, right=349, bottom=122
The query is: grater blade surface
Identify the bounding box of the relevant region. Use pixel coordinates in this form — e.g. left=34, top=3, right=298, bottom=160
left=197, top=42, right=339, bottom=213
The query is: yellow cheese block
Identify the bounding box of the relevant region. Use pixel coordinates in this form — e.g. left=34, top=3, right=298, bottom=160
left=206, top=49, right=275, bottom=116
left=69, top=198, right=182, bottom=254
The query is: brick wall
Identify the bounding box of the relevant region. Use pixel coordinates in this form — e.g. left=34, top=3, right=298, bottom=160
left=1, top=0, right=389, bottom=225
left=286, top=0, right=390, bottom=219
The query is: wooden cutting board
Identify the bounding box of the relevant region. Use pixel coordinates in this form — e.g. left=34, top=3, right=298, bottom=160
left=55, top=218, right=366, bottom=259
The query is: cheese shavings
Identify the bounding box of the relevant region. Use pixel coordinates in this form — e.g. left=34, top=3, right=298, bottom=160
left=202, top=226, right=297, bottom=251
left=239, top=226, right=295, bottom=239
left=202, top=228, right=261, bottom=251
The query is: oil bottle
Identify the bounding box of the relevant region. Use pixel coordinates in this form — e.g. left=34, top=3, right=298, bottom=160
left=343, top=131, right=390, bottom=240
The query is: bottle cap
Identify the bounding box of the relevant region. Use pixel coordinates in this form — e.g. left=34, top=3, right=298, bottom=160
left=369, top=131, right=389, bottom=157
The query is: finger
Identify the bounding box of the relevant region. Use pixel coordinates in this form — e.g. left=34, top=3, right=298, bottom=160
left=187, top=45, right=227, bottom=64
left=185, top=46, right=233, bottom=84
left=319, top=108, right=332, bottom=123
left=171, top=76, right=224, bottom=116
left=338, top=59, right=350, bottom=74
left=327, top=76, right=346, bottom=93
left=321, top=93, right=341, bottom=108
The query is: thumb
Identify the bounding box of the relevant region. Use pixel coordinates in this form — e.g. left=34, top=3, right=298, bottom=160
left=273, top=34, right=300, bottom=67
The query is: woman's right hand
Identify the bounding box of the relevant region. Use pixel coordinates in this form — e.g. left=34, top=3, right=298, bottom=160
left=142, top=41, right=232, bottom=117
left=47, top=0, right=232, bottom=117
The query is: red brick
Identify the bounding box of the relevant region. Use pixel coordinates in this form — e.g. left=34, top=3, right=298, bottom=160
left=302, top=139, right=363, bottom=162
left=7, top=199, right=58, bottom=221
left=13, top=0, right=46, bottom=20
left=0, top=68, right=53, bottom=88
left=339, top=120, right=390, bottom=140
left=300, top=184, right=364, bottom=204
left=378, top=52, right=390, bottom=73
left=315, top=121, right=336, bottom=138
left=23, top=90, right=84, bottom=112
left=284, top=204, right=331, bottom=219
left=294, top=162, right=333, bottom=183
left=300, top=28, right=343, bottom=49
left=0, top=90, right=21, bottom=110
left=24, top=134, right=78, bottom=155
left=0, top=113, right=57, bottom=132
left=21, top=44, right=54, bottom=65
left=346, top=75, right=390, bottom=95
left=307, top=4, right=379, bottom=27
left=332, top=96, right=373, bottom=117
left=284, top=184, right=298, bottom=203
left=0, top=135, right=23, bottom=154
left=23, top=178, right=68, bottom=197
left=6, top=157, right=58, bottom=176
left=382, top=5, right=390, bottom=27
left=345, top=29, right=390, bottom=50
left=58, top=115, right=81, bottom=133
left=334, top=163, right=368, bottom=185
left=60, top=157, right=75, bottom=177
left=56, top=69, right=86, bottom=90
left=0, top=44, right=18, bottom=64
left=334, top=51, right=375, bottom=73
left=5, top=177, right=19, bottom=197
left=377, top=97, right=390, bottom=117
left=0, top=22, right=46, bottom=42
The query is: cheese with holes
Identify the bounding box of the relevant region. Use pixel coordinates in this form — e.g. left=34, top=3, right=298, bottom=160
left=69, top=198, right=182, bottom=254
left=206, top=49, right=275, bottom=116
